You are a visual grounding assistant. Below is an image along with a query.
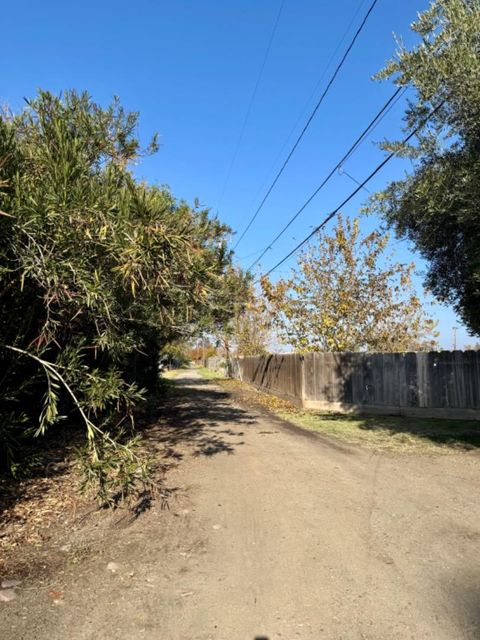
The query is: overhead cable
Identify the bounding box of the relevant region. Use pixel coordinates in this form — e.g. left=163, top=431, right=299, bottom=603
left=247, top=86, right=405, bottom=271
left=216, top=0, right=286, bottom=210
left=261, top=100, right=445, bottom=278
left=233, top=0, right=381, bottom=250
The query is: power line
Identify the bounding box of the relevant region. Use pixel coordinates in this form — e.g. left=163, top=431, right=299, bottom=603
left=233, top=0, right=381, bottom=250
left=247, top=86, right=405, bottom=270
left=341, top=85, right=406, bottom=164
left=237, top=248, right=271, bottom=261
left=238, top=0, right=370, bottom=220
left=338, top=167, right=371, bottom=193
left=261, top=100, right=445, bottom=278
left=216, top=0, right=286, bottom=210
left=246, top=85, right=406, bottom=270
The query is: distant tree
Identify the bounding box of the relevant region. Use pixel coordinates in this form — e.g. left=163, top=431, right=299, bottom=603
left=160, top=341, right=190, bottom=367
left=210, top=286, right=271, bottom=359
left=368, top=0, right=480, bottom=336
left=232, top=289, right=271, bottom=356
left=189, top=344, right=217, bottom=363
left=261, top=216, right=438, bottom=352
left=464, top=343, right=480, bottom=351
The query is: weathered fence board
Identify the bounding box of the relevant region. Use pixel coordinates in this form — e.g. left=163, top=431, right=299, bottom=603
left=232, top=351, right=480, bottom=420
left=236, top=354, right=303, bottom=406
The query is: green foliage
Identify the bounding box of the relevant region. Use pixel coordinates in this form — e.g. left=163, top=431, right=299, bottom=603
left=196, top=367, right=225, bottom=381
left=368, top=0, right=480, bottom=335
left=78, top=431, right=153, bottom=507
left=160, top=341, right=191, bottom=367
left=0, top=90, right=246, bottom=501
left=261, top=215, right=438, bottom=352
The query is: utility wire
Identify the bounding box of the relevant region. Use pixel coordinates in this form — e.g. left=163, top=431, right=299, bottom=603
left=240, top=0, right=370, bottom=219
left=233, top=0, right=381, bottom=250
left=216, top=0, right=286, bottom=210
left=341, top=85, right=406, bottom=164
left=338, top=167, right=371, bottom=193
left=246, top=81, right=406, bottom=270
left=247, top=86, right=405, bottom=271
left=237, top=248, right=270, bottom=261
left=261, top=100, right=445, bottom=278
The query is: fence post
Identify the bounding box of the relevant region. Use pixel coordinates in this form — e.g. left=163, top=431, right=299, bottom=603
left=300, top=354, right=306, bottom=408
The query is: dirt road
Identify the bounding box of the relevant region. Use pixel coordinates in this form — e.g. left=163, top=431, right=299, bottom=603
left=2, top=370, right=480, bottom=639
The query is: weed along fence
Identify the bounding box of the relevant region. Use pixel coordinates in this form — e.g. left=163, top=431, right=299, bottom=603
left=232, top=352, right=480, bottom=420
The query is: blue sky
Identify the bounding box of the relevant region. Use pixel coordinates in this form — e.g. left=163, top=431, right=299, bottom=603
left=3, top=0, right=475, bottom=348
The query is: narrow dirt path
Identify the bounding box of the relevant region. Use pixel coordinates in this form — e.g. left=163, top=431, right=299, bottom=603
left=2, top=370, right=480, bottom=639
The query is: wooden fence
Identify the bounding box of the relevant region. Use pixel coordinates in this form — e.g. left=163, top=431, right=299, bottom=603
left=205, top=356, right=225, bottom=372
left=232, top=351, right=480, bottom=419
left=235, top=353, right=304, bottom=406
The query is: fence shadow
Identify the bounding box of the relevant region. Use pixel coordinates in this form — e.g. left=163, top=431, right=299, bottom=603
left=323, top=353, right=480, bottom=450
left=316, top=412, right=480, bottom=450
left=239, top=351, right=480, bottom=422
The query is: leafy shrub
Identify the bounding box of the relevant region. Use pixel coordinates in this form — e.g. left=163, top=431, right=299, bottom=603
left=0, top=91, right=247, bottom=501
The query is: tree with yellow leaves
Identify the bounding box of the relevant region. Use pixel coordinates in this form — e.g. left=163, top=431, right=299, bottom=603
left=232, top=289, right=272, bottom=356
left=261, top=215, right=438, bottom=353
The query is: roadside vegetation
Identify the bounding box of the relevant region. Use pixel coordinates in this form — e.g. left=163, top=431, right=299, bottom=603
left=367, top=0, right=480, bottom=336
left=261, top=215, right=438, bottom=353
left=195, top=370, right=480, bottom=454
left=283, top=411, right=480, bottom=454
left=0, top=90, right=248, bottom=503
left=195, top=367, right=226, bottom=380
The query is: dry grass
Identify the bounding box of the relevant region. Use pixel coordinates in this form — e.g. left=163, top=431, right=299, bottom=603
left=213, top=377, right=480, bottom=455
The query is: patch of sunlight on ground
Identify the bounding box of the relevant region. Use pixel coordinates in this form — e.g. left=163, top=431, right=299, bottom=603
left=196, top=367, right=226, bottom=380
left=161, top=368, right=183, bottom=379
